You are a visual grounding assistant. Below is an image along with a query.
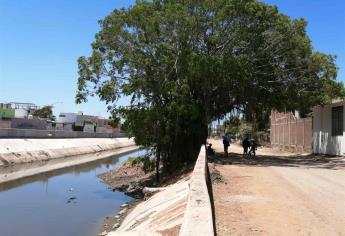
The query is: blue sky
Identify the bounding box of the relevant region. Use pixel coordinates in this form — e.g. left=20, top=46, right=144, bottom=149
left=0, top=0, right=344, bottom=117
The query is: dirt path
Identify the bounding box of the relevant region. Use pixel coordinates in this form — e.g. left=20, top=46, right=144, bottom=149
left=208, top=139, right=345, bottom=236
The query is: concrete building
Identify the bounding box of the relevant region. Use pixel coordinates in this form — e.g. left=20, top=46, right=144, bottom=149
left=11, top=102, right=39, bottom=118
left=313, top=100, right=345, bottom=155
left=57, top=112, right=78, bottom=123
left=76, top=115, right=96, bottom=127
left=0, top=103, right=14, bottom=119
left=56, top=112, right=115, bottom=133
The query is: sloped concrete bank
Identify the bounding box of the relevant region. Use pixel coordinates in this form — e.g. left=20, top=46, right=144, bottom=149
left=107, top=146, right=215, bottom=236
left=0, top=145, right=138, bottom=185
left=0, top=138, right=135, bottom=166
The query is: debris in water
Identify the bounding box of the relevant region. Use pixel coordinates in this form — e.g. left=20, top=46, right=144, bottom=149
left=67, top=196, right=77, bottom=204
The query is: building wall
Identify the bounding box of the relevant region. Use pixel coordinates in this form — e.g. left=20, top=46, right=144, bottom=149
left=11, top=118, right=47, bottom=130
left=14, top=108, right=29, bottom=118
left=96, top=126, right=112, bottom=133
left=63, top=123, right=73, bottom=131
left=57, top=113, right=78, bottom=123
left=0, top=119, right=11, bottom=128
left=313, top=101, right=345, bottom=155
left=76, top=115, right=96, bottom=127
left=0, top=108, right=15, bottom=118
left=270, top=110, right=312, bottom=153
left=83, top=124, right=95, bottom=133
left=0, top=103, right=12, bottom=109
left=55, top=123, right=64, bottom=131
left=96, top=119, right=108, bottom=127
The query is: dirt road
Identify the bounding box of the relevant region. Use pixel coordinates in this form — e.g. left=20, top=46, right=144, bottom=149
left=209, top=139, right=345, bottom=236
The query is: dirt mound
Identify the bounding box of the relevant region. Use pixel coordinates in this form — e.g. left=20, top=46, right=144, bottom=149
left=98, top=160, right=155, bottom=198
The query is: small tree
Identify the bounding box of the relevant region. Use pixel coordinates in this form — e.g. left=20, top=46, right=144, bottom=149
left=32, top=106, right=53, bottom=119
left=108, top=115, right=120, bottom=129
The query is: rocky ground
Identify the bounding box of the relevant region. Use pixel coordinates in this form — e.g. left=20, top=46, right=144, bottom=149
left=98, top=159, right=156, bottom=198
left=97, top=158, right=156, bottom=235
left=98, top=200, right=142, bottom=236
left=208, top=139, right=345, bottom=236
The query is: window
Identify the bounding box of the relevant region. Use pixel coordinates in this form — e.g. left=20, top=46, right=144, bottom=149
left=332, top=106, right=343, bottom=136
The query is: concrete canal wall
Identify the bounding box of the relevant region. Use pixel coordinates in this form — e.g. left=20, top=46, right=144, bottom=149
left=108, top=146, right=215, bottom=236
left=0, top=128, right=126, bottom=138
left=0, top=138, right=135, bottom=166
left=179, top=146, right=215, bottom=236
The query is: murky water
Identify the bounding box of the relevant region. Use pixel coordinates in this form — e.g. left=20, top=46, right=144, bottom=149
left=0, top=149, right=145, bottom=236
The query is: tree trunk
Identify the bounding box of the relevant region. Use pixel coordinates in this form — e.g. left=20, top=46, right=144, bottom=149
left=156, top=145, right=161, bottom=183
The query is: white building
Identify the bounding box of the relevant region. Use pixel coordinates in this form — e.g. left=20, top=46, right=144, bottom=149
left=57, top=113, right=78, bottom=123
left=313, top=100, right=345, bottom=155
left=14, top=108, right=30, bottom=118
left=11, top=102, right=39, bottom=118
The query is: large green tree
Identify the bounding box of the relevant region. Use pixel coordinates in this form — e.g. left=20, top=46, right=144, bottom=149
left=76, top=0, right=344, bottom=175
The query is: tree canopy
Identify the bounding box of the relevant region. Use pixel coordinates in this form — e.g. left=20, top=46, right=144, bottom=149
left=76, top=0, right=344, bottom=173
left=33, top=106, right=53, bottom=119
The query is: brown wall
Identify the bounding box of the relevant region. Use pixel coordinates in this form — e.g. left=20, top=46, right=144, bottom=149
left=270, top=110, right=312, bottom=153
left=0, top=119, right=11, bottom=129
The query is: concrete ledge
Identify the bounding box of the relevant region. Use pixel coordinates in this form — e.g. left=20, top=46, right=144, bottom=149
left=0, top=128, right=126, bottom=139
left=179, top=146, right=215, bottom=236
left=0, top=138, right=135, bottom=166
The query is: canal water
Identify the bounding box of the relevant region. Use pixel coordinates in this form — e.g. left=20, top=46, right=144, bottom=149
left=0, top=149, right=145, bottom=236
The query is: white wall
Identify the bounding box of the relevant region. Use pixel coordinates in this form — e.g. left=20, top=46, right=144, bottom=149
left=14, top=108, right=28, bottom=118
left=57, top=113, right=77, bottom=123
left=313, top=101, right=345, bottom=155
left=83, top=124, right=94, bottom=133
left=55, top=123, right=64, bottom=131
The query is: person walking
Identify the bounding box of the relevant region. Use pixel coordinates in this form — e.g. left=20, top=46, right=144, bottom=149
left=222, top=135, right=230, bottom=157
left=248, top=139, right=257, bottom=157
left=242, top=137, right=250, bottom=157
left=206, top=143, right=215, bottom=156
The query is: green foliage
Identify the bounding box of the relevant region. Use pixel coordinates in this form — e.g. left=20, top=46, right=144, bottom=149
left=128, top=156, right=155, bottom=173
left=76, top=0, right=344, bottom=173
left=84, top=118, right=94, bottom=124
left=238, top=121, right=253, bottom=139
left=72, top=124, right=83, bottom=131
left=33, top=106, right=53, bottom=119
left=256, top=130, right=270, bottom=146
left=224, top=116, right=241, bottom=136
left=108, top=115, right=120, bottom=128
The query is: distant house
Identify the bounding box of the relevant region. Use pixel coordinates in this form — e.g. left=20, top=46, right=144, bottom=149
left=56, top=112, right=115, bottom=133
left=0, top=102, right=38, bottom=119
left=313, top=100, right=345, bottom=155
left=57, top=112, right=78, bottom=124
left=11, top=102, right=39, bottom=118
left=0, top=103, right=15, bottom=119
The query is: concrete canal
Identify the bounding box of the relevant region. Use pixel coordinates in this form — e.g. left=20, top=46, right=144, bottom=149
left=0, top=149, right=145, bottom=236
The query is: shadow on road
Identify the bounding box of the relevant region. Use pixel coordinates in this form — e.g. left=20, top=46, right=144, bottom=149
left=208, top=151, right=345, bottom=170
